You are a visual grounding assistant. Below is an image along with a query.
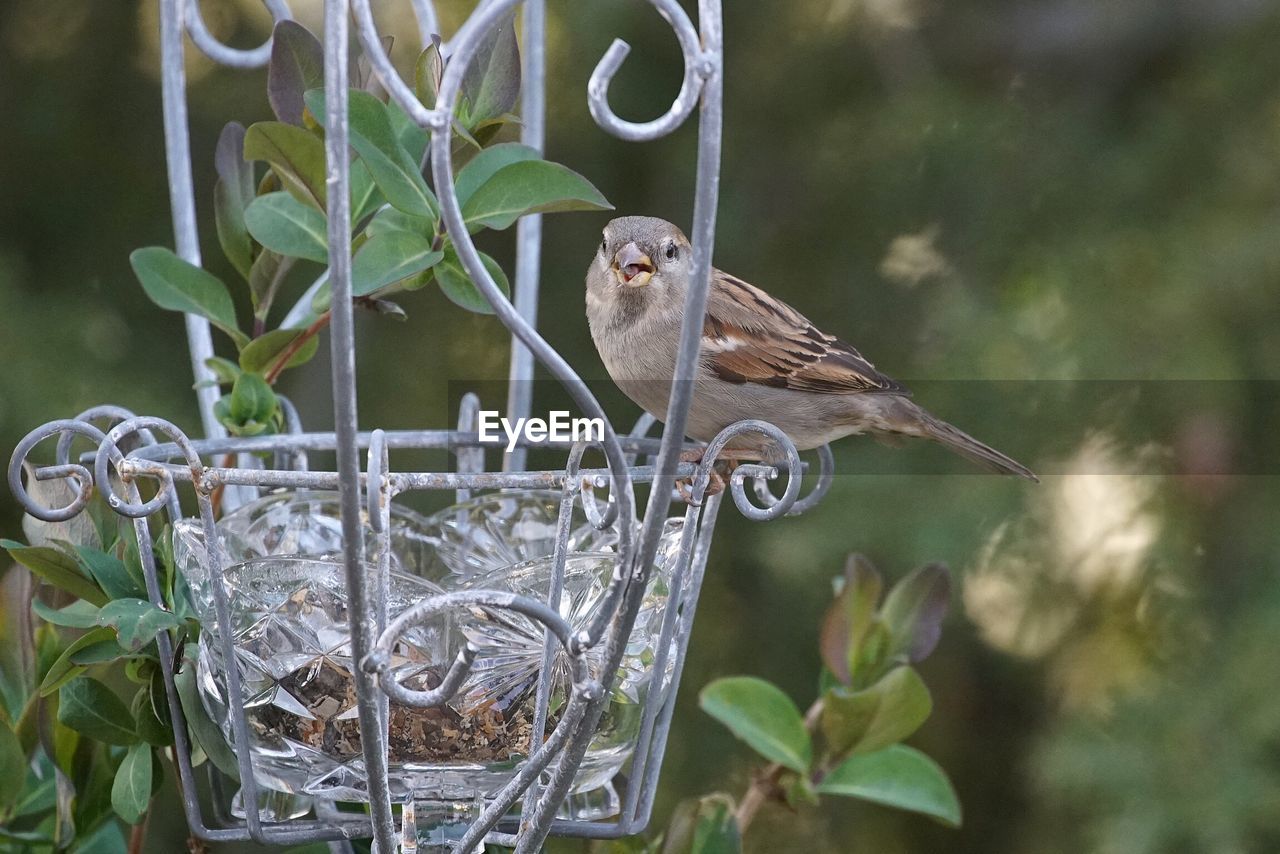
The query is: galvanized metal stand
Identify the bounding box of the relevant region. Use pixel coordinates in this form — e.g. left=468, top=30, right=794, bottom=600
left=8, top=1, right=833, bottom=849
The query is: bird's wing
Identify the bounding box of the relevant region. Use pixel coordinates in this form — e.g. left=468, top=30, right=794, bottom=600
left=701, top=269, right=909, bottom=396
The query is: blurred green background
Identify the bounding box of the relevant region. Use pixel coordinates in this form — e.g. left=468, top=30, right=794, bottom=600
left=3, top=0, right=1280, bottom=851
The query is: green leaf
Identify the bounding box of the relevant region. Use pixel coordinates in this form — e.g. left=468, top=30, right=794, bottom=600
left=268, top=20, right=324, bottom=126
left=819, top=554, right=883, bottom=686
left=124, top=657, right=154, bottom=685
left=132, top=687, right=171, bottom=747
left=359, top=298, right=407, bottom=319
left=239, top=328, right=319, bottom=374
left=58, top=678, right=136, bottom=746
left=881, top=563, right=951, bottom=664
left=129, top=248, right=246, bottom=347
left=0, top=829, right=54, bottom=845
left=216, top=180, right=253, bottom=280
left=229, top=373, right=279, bottom=423
left=245, top=192, right=329, bottom=264
left=51, top=713, right=80, bottom=780
left=33, top=599, right=101, bottom=629
left=461, top=10, right=521, bottom=126
left=822, top=666, right=932, bottom=759
left=662, top=794, right=741, bottom=854
left=69, top=638, right=131, bottom=666
left=87, top=500, right=121, bottom=553
left=155, top=524, right=177, bottom=611
left=10, top=752, right=54, bottom=815
left=816, top=744, right=962, bottom=828
left=33, top=625, right=62, bottom=696
left=366, top=207, right=433, bottom=239
left=0, top=720, right=25, bottom=818
left=216, top=121, right=256, bottom=203
left=691, top=794, right=742, bottom=854
left=386, top=97, right=429, bottom=165
left=203, top=356, right=242, bottom=386
left=174, top=658, right=238, bottom=781
left=149, top=668, right=171, bottom=733
left=699, top=677, right=812, bottom=773
left=97, top=599, right=183, bottom=653
left=414, top=40, right=443, bottom=107
left=244, top=124, right=328, bottom=212
left=218, top=411, right=269, bottom=437
left=214, top=122, right=255, bottom=280
left=784, top=771, right=821, bottom=809
left=110, top=743, right=151, bottom=824
left=470, top=113, right=518, bottom=149
left=248, top=249, right=289, bottom=320
left=450, top=115, right=483, bottom=151
left=350, top=160, right=384, bottom=225
left=2, top=541, right=107, bottom=607
left=352, top=232, right=443, bottom=297
left=69, top=820, right=126, bottom=854
left=453, top=142, right=540, bottom=208
left=854, top=619, right=892, bottom=684
left=40, top=627, right=118, bottom=697
left=309, top=280, right=332, bottom=316
left=434, top=248, right=509, bottom=314
left=306, top=88, right=438, bottom=219
left=73, top=545, right=144, bottom=601
left=461, top=160, right=612, bottom=230
left=355, top=33, right=393, bottom=95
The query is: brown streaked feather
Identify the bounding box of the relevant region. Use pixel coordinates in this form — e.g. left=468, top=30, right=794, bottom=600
left=702, top=269, right=909, bottom=396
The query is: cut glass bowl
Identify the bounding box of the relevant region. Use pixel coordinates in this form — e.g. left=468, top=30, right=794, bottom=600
left=174, top=488, right=684, bottom=815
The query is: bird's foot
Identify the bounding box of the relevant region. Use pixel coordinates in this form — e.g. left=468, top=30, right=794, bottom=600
left=678, top=446, right=707, bottom=465
left=674, top=448, right=760, bottom=502
left=675, top=468, right=727, bottom=503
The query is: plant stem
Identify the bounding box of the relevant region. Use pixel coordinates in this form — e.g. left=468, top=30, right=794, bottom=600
left=430, top=218, right=448, bottom=253
left=735, top=698, right=825, bottom=833
left=208, top=453, right=235, bottom=518
left=127, top=810, right=149, bottom=854
left=264, top=311, right=331, bottom=385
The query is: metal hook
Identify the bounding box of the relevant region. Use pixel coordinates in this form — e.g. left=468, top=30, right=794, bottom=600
left=183, top=0, right=291, bottom=69
left=587, top=0, right=708, bottom=142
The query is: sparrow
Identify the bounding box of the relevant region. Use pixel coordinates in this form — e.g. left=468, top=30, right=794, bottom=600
left=585, top=216, right=1037, bottom=481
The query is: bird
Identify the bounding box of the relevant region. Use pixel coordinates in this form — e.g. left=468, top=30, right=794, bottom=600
left=585, top=215, right=1037, bottom=481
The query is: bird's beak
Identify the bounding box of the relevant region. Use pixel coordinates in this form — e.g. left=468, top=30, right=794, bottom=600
left=612, top=242, right=654, bottom=288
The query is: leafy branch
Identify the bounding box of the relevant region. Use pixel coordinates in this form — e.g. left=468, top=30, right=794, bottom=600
left=0, top=476, right=232, bottom=853
left=129, top=17, right=611, bottom=443
left=605, top=556, right=962, bottom=854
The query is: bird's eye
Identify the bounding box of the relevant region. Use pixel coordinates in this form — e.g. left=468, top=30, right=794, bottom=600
left=663, top=242, right=678, bottom=261
left=601, top=238, right=607, bottom=255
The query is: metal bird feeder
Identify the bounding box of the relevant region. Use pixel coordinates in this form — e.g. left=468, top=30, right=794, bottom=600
left=8, top=1, right=834, bottom=850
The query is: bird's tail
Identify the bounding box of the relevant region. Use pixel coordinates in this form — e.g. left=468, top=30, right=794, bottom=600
left=907, top=403, right=1038, bottom=481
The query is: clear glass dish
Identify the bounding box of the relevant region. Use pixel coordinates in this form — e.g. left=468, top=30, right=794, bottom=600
left=174, top=488, right=683, bottom=815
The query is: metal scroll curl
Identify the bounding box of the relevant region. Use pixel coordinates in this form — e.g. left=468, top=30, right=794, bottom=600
left=570, top=442, right=622, bottom=532
left=9, top=420, right=108, bottom=523
left=8, top=406, right=168, bottom=524
left=423, top=0, right=644, bottom=585
left=183, top=0, right=292, bottom=69
left=94, top=416, right=207, bottom=519
left=587, top=0, right=710, bottom=141
left=346, top=0, right=723, bottom=562
left=691, top=420, right=834, bottom=522
left=351, top=0, right=438, bottom=127
left=360, top=588, right=603, bottom=852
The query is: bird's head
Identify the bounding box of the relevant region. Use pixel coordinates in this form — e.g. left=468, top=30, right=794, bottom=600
left=591, top=216, right=693, bottom=301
